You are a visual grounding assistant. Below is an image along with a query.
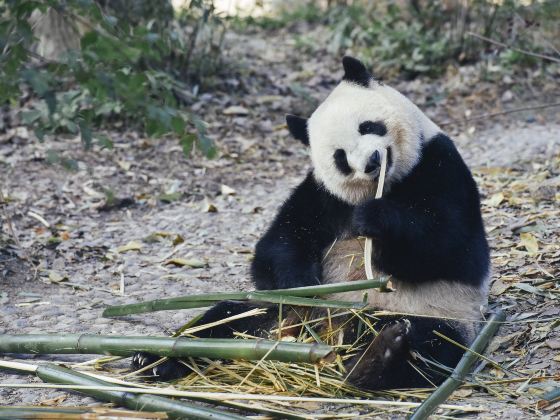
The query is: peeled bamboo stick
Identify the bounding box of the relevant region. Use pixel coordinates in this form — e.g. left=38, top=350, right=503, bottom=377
left=103, top=278, right=388, bottom=317
left=364, top=148, right=388, bottom=282
left=0, top=334, right=333, bottom=363
left=409, top=311, right=506, bottom=420
left=0, top=360, right=243, bottom=420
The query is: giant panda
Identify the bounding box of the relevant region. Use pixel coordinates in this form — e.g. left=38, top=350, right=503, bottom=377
left=132, top=56, right=490, bottom=390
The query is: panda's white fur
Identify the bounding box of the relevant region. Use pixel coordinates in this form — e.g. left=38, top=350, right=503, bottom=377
left=308, top=79, right=441, bottom=204
left=322, top=238, right=488, bottom=340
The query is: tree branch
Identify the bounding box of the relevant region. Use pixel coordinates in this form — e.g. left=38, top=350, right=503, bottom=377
left=468, top=32, right=560, bottom=64
left=440, top=102, right=560, bottom=126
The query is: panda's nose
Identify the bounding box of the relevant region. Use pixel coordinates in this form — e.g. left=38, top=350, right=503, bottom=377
left=364, top=150, right=381, bottom=174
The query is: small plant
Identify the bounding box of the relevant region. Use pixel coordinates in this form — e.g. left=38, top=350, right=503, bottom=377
left=0, top=0, right=225, bottom=157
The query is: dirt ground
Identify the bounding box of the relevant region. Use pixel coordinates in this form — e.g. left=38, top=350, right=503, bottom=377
left=1, top=29, right=559, bottom=418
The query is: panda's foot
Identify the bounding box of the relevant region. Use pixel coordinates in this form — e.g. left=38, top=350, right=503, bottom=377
left=346, top=319, right=411, bottom=389
left=131, top=352, right=190, bottom=381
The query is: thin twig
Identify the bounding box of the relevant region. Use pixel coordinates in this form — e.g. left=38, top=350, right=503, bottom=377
left=468, top=32, right=560, bottom=63
left=440, top=102, right=560, bottom=126
left=0, top=189, right=22, bottom=249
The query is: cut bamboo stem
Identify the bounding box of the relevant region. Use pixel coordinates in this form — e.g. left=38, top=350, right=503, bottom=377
left=0, top=334, right=333, bottom=363
left=103, top=278, right=388, bottom=317
left=364, top=148, right=388, bottom=283
left=0, top=360, right=243, bottom=420
left=0, top=382, right=484, bottom=412
left=0, top=406, right=166, bottom=419
left=409, top=310, right=506, bottom=420
left=246, top=292, right=367, bottom=309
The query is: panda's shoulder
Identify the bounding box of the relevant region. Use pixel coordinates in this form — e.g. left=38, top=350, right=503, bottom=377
left=395, top=132, right=476, bottom=199
left=415, top=132, right=472, bottom=179
left=421, top=133, right=462, bottom=163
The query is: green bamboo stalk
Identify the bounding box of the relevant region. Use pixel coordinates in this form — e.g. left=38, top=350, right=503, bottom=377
left=0, top=361, right=307, bottom=420
left=0, top=334, right=333, bottom=363
left=246, top=292, right=366, bottom=309
left=0, top=406, right=165, bottom=419
left=35, top=363, right=244, bottom=420
left=409, top=311, right=506, bottom=420
left=103, top=278, right=387, bottom=317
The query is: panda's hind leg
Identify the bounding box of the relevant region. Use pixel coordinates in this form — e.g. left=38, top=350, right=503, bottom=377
left=131, top=300, right=279, bottom=381
left=345, top=319, right=411, bottom=389
left=345, top=316, right=470, bottom=390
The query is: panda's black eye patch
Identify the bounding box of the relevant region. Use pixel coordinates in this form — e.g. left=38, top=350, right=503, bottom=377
left=359, top=120, right=387, bottom=137
left=333, top=149, right=352, bottom=176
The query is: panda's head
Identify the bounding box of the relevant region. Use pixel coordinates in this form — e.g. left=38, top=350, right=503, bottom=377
left=287, top=56, right=439, bottom=204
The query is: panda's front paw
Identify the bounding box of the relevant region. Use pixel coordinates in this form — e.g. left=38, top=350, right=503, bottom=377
left=352, top=199, right=390, bottom=238
left=131, top=352, right=190, bottom=381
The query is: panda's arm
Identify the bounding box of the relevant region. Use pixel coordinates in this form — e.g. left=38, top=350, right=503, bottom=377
left=252, top=172, right=352, bottom=290
left=353, top=135, right=489, bottom=287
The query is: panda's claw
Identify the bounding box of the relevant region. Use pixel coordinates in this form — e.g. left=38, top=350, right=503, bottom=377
left=131, top=352, right=190, bottom=381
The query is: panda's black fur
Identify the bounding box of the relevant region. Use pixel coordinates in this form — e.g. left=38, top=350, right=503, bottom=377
left=132, top=57, right=490, bottom=390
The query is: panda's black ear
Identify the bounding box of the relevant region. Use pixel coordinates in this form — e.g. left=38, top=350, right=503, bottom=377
left=342, top=56, right=372, bottom=88
left=286, top=114, right=309, bottom=146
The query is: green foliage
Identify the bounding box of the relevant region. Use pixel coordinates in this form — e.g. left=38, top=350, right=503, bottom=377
left=325, top=0, right=560, bottom=78
left=232, top=2, right=323, bottom=31
left=0, top=0, right=225, bottom=158
left=253, top=0, right=559, bottom=79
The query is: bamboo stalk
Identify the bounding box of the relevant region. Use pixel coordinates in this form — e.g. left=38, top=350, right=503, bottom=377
left=246, top=292, right=366, bottom=309
left=0, top=334, right=333, bottom=363
left=32, top=363, right=243, bottom=420
left=0, top=406, right=166, bottom=419
left=0, top=382, right=484, bottom=412
left=103, top=278, right=387, bottom=317
left=364, top=148, right=387, bottom=286
left=409, top=311, right=506, bottom=420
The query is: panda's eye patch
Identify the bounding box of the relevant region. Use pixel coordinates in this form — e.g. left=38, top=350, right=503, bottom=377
left=359, top=120, right=387, bottom=137
left=333, top=149, right=352, bottom=176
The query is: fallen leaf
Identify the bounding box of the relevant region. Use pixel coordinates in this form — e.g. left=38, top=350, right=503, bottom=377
left=546, top=339, right=560, bottom=349
left=203, top=199, right=218, bottom=213
left=39, top=394, right=67, bottom=406
left=158, top=192, right=182, bottom=203
left=117, top=160, right=131, bottom=171
left=485, top=192, right=504, bottom=207
left=453, top=388, right=473, bottom=398
left=48, top=271, right=67, bottom=283
left=165, top=258, right=206, bottom=268
left=520, top=232, right=539, bottom=254
left=221, top=184, right=236, bottom=196
left=491, top=278, right=510, bottom=296
left=223, top=105, right=249, bottom=115
left=117, top=241, right=143, bottom=253
left=173, top=235, right=185, bottom=246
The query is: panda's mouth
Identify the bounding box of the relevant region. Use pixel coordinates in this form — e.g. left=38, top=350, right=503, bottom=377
left=333, top=147, right=393, bottom=180
left=368, top=147, right=393, bottom=181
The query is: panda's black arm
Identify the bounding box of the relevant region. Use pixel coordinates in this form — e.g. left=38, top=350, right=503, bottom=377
left=353, top=134, right=490, bottom=287
left=252, top=172, right=353, bottom=290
